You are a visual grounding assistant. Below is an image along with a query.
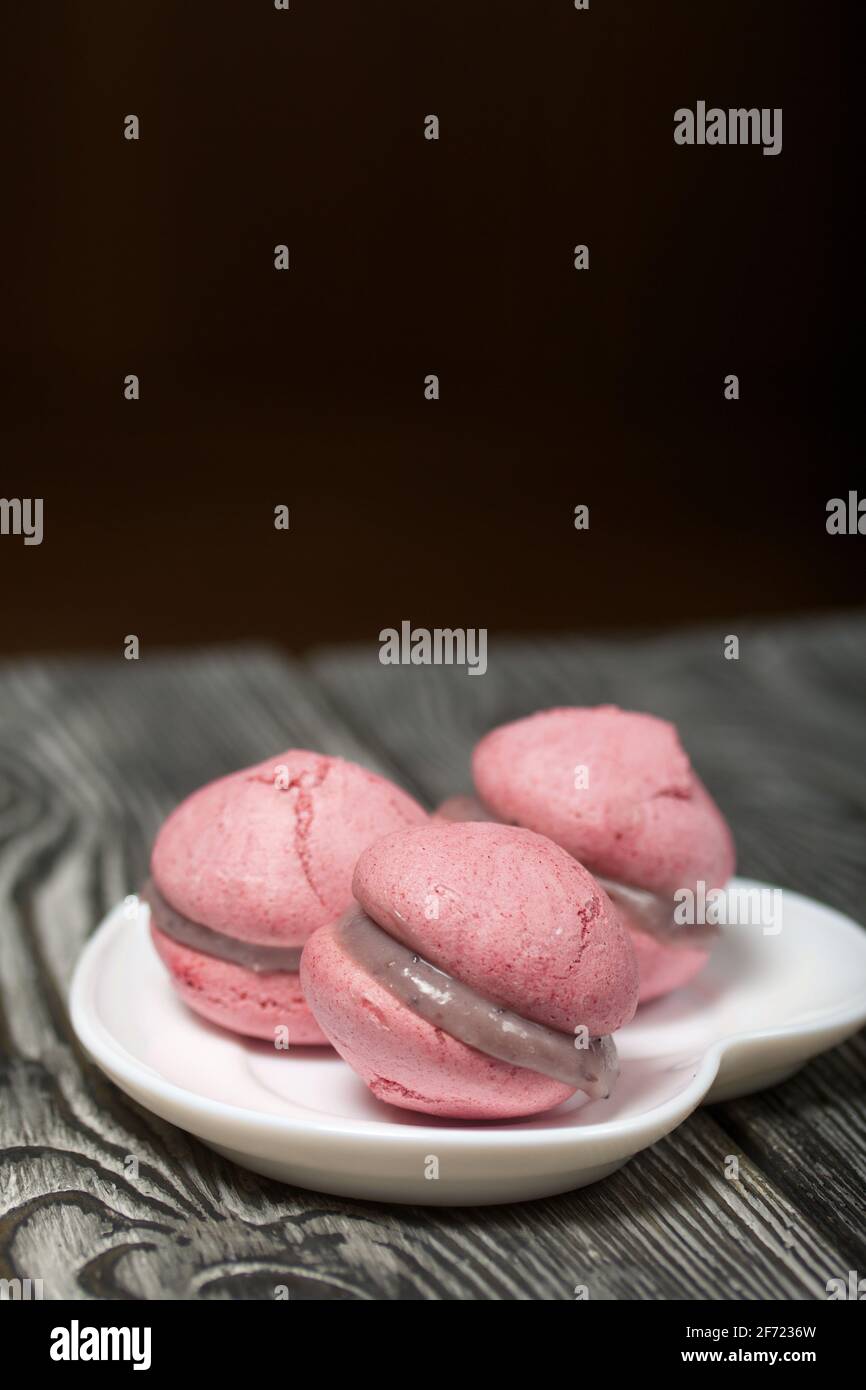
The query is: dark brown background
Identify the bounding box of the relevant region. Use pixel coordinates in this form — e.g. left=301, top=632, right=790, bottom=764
left=1, top=1, right=859, bottom=656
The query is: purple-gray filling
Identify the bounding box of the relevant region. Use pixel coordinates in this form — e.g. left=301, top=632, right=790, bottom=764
left=597, top=877, right=718, bottom=950
left=142, top=879, right=303, bottom=973
left=336, top=906, right=618, bottom=1098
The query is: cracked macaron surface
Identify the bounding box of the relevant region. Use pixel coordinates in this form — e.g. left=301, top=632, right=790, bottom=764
left=148, top=749, right=427, bottom=1040
left=151, top=750, right=427, bottom=943
left=301, top=821, right=639, bottom=1119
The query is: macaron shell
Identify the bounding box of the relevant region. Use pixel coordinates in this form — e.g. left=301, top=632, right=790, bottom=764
left=434, top=790, right=711, bottom=1005
left=628, top=926, right=710, bottom=1004
left=151, top=924, right=328, bottom=1044
left=473, top=706, right=735, bottom=894
left=300, top=921, right=575, bottom=1119
left=352, top=821, right=639, bottom=1037
left=151, top=750, right=427, bottom=945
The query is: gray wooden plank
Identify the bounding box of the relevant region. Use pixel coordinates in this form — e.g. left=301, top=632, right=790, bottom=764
left=710, top=1032, right=866, bottom=1275
left=1, top=1046, right=851, bottom=1301
left=1, top=636, right=862, bottom=1299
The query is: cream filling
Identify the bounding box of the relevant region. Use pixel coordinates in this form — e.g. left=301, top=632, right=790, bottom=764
left=336, top=905, right=618, bottom=1098
left=142, top=879, right=303, bottom=973
left=597, top=877, right=718, bottom=950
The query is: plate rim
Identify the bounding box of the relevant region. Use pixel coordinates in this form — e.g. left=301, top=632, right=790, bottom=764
left=68, top=878, right=866, bottom=1153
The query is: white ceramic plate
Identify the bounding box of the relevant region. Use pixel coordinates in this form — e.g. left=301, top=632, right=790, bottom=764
left=69, top=880, right=866, bottom=1206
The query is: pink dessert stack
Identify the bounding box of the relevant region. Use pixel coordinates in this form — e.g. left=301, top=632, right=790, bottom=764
left=144, top=707, right=735, bottom=1121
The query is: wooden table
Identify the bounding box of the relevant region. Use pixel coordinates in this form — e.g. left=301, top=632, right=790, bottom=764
left=2, top=615, right=865, bottom=1300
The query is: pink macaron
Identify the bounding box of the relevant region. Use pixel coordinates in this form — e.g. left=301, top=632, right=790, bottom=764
left=145, top=750, right=427, bottom=1042
left=301, top=820, right=639, bottom=1119
left=469, top=706, right=736, bottom=1002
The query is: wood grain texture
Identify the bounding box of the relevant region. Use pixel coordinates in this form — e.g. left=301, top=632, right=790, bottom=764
left=312, top=612, right=866, bottom=1287
left=1, top=621, right=864, bottom=1299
